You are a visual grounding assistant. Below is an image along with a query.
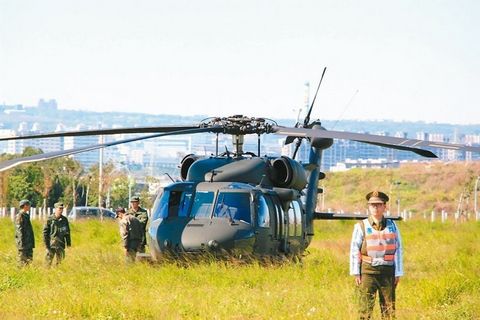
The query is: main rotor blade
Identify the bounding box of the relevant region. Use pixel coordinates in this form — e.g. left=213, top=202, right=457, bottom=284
left=273, top=126, right=480, bottom=158
left=0, top=125, right=200, bottom=141
left=0, top=127, right=222, bottom=172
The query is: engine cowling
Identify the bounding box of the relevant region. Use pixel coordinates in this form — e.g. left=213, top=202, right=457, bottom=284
left=180, top=154, right=200, bottom=181
left=269, top=156, right=308, bottom=190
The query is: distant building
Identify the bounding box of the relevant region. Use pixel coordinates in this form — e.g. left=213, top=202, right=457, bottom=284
left=37, top=99, right=58, bottom=111
left=330, top=158, right=400, bottom=172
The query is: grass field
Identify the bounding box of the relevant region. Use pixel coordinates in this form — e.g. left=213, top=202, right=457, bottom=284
left=1, top=218, right=479, bottom=319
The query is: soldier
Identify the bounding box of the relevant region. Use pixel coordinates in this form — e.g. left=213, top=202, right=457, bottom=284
left=43, top=202, right=71, bottom=266
left=127, top=196, right=149, bottom=253
left=350, top=191, right=403, bottom=320
left=115, top=207, right=143, bottom=263
left=14, top=199, right=35, bottom=267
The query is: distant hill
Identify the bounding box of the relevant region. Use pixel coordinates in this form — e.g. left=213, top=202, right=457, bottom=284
left=322, top=161, right=480, bottom=214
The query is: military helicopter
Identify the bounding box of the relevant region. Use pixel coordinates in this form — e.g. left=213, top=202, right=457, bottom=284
left=1, top=82, right=480, bottom=260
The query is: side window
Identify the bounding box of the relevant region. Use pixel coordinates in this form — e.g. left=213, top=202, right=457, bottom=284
left=267, top=195, right=283, bottom=239
left=291, top=201, right=303, bottom=237
left=191, top=191, right=215, bottom=218
left=287, top=204, right=295, bottom=237
left=256, top=195, right=270, bottom=228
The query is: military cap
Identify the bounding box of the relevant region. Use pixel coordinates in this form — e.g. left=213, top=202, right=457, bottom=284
left=54, top=202, right=64, bottom=209
left=366, top=191, right=389, bottom=203
left=130, top=196, right=140, bottom=202
left=19, top=199, right=31, bottom=207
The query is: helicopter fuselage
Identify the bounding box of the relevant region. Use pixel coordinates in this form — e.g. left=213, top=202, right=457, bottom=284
left=147, top=151, right=319, bottom=260
left=148, top=179, right=308, bottom=259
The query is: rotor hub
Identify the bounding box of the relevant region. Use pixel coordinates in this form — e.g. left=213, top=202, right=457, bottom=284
left=200, top=115, right=276, bottom=135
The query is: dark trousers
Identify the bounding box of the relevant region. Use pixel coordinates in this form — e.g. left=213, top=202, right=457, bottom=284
left=138, top=233, right=147, bottom=253
left=18, top=249, right=33, bottom=267
left=125, top=240, right=141, bottom=263
left=46, top=248, right=65, bottom=266
left=358, top=273, right=396, bottom=319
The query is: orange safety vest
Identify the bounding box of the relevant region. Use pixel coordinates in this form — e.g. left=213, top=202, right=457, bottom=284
left=360, top=218, right=397, bottom=266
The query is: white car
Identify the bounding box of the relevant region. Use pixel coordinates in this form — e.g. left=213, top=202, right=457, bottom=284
left=68, top=206, right=116, bottom=220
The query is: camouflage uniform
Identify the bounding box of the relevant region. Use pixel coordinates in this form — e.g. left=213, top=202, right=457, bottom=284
left=119, top=213, right=143, bottom=262
left=15, top=209, right=35, bottom=266
left=43, top=214, right=71, bottom=266
left=127, top=206, right=148, bottom=253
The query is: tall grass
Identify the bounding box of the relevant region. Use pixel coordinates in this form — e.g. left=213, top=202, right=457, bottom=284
left=0, top=218, right=479, bottom=319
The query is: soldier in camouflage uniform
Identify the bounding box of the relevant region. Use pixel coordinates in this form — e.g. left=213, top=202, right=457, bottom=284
left=15, top=199, right=35, bottom=267
left=115, top=207, right=143, bottom=263
left=43, top=202, right=71, bottom=266
left=127, top=196, right=149, bottom=253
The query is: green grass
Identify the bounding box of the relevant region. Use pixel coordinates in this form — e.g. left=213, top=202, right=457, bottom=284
left=1, top=218, right=479, bottom=319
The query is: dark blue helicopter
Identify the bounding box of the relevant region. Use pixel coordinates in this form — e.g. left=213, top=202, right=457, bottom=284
left=1, top=114, right=478, bottom=259
left=1, top=74, right=479, bottom=259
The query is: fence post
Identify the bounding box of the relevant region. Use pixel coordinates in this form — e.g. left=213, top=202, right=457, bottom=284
left=10, top=207, right=16, bottom=220
left=431, top=210, right=435, bottom=222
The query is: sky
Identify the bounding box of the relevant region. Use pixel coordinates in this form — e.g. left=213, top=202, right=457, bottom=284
left=1, top=0, right=479, bottom=125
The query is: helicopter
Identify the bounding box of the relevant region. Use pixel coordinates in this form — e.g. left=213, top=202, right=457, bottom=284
left=1, top=81, right=480, bottom=260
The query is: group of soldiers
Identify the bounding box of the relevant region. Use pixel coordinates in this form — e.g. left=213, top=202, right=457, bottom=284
left=14, top=196, right=149, bottom=266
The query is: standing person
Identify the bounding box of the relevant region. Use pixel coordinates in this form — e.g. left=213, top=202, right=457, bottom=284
left=43, top=202, right=71, bottom=266
left=127, top=196, right=149, bottom=253
left=350, top=191, right=403, bottom=320
left=115, top=207, right=143, bottom=263
left=15, top=199, right=35, bottom=267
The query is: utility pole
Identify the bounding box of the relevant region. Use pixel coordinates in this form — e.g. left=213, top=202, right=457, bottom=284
left=85, top=175, right=91, bottom=206
left=98, top=135, right=104, bottom=208
left=475, top=176, right=480, bottom=221
left=390, top=181, right=401, bottom=214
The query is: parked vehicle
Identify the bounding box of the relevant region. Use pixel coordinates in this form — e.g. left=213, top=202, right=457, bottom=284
left=68, top=206, right=116, bottom=220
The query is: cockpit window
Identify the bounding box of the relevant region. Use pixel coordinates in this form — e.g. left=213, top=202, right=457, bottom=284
left=256, top=195, right=270, bottom=227
left=151, top=190, right=169, bottom=220
left=214, top=192, right=251, bottom=223
left=191, top=191, right=215, bottom=218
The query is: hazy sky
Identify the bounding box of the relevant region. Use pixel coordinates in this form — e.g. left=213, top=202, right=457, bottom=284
left=1, top=0, right=479, bottom=124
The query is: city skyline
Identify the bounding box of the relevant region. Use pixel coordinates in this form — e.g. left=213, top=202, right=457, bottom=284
left=1, top=1, right=480, bottom=124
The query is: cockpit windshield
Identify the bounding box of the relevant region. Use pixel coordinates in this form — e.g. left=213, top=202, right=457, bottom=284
left=190, top=191, right=215, bottom=218
left=214, top=192, right=251, bottom=223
